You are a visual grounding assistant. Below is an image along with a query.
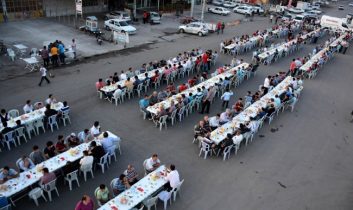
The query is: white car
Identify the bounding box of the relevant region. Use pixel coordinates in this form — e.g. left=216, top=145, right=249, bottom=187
left=281, top=13, right=293, bottom=21
left=233, top=5, right=254, bottom=15
left=287, top=7, right=304, bottom=14
left=251, top=5, right=265, bottom=14
left=208, top=7, right=231, bottom=15
left=223, top=1, right=238, bottom=8
left=338, top=5, right=344, bottom=9
left=104, top=19, right=137, bottom=34
left=304, top=11, right=318, bottom=18
left=179, top=22, right=209, bottom=36
left=212, top=0, right=223, bottom=6
left=104, top=11, right=131, bottom=23
left=349, top=3, right=353, bottom=7
left=293, top=15, right=306, bottom=22
left=310, top=9, right=322, bottom=14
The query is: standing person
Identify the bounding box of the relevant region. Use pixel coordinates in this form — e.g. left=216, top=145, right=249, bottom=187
left=221, top=89, right=233, bottom=109
left=143, top=11, right=148, bottom=24
left=200, top=86, right=217, bottom=114
left=269, top=14, right=273, bottom=23
left=216, top=21, right=221, bottom=35
left=58, top=41, right=65, bottom=65
left=71, top=39, right=77, bottom=59
left=50, top=44, right=59, bottom=67
left=221, top=22, right=225, bottom=34
left=41, top=46, right=50, bottom=67
left=38, top=65, right=50, bottom=86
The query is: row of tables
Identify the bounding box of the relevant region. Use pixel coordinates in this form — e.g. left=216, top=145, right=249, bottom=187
left=257, top=28, right=322, bottom=61
left=300, top=33, right=348, bottom=72
left=100, top=54, right=199, bottom=94
left=146, top=63, right=249, bottom=115
left=0, top=131, right=119, bottom=200
left=210, top=76, right=294, bottom=145
left=0, top=102, right=64, bottom=132
left=99, top=165, right=167, bottom=210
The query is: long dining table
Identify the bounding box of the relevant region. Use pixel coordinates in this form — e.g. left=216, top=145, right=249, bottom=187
left=98, top=165, right=168, bottom=210
left=0, top=131, right=120, bottom=205
left=146, top=63, right=249, bottom=115
left=0, top=102, right=64, bottom=132
left=210, top=76, right=293, bottom=145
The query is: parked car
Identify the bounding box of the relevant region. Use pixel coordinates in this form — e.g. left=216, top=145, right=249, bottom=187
left=148, top=11, right=161, bottom=24
left=293, top=14, right=306, bottom=22
left=104, top=11, right=131, bottom=23
left=349, top=3, right=353, bottom=7
left=104, top=19, right=137, bottom=34
left=310, top=9, right=323, bottom=14
left=208, top=7, right=231, bottom=15
left=338, top=5, right=344, bottom=10
left=179, top=22, right=209, bottom=36
left=304, top=11, right=318, bottom=18
left=286, top=7, right=304, bottom=14
left=212, top=0, right=223, bottom=6
left=233, top=5, right=254, bottom=15
left=251, top=4, right=265, bottom=14
left=281, top=13, right=293, bottom=21
left=223, top=1, right=238, bottom=8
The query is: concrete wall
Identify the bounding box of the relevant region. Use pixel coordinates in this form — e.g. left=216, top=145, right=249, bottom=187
left=43, top=0, right=108, bottom=17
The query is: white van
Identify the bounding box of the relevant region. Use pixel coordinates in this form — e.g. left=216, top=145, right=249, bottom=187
left=320, top=15, right=353, bottom=31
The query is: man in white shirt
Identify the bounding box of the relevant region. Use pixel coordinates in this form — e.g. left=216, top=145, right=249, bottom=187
left=100, top=131, right=119, bottom=152
left=209, top=114, right=220, bottom=130
left=221, top=89, right=234, bottom=109
left=263, top=75, right=271, bottom=94
left=23, top=100, right=33, bottom=113
left=120, top=71, right=127, bottom=81
left=113, top=86, right=122, bottom=99
left=145, top=154, right=161, bottom=173
left=90, top=121, right=101, bottom=137
left=80, top=150, right=94, bottom=166
left=232, top=130, right=243, bottom=145
left=164, top=164, right=180, bottom=191
left=38, top=65, right=50, bottom=86
left=219, top=109, right=231, bottom=124
left=45, top=94, right=56, bottom=105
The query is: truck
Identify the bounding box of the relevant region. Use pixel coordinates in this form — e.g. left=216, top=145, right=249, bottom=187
left=296, top=1, right=310, bottom=10
left=320, top=15, right=353, bottom=31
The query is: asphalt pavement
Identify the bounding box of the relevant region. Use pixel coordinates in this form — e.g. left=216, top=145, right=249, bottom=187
left=0, top=4, right=353, bottom=210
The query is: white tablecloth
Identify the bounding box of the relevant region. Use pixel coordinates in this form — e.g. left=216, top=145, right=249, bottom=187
left=210, top=76, right=293, bottom=144
left=146, top=63, right=249, bottom=115
left=13, top=44, right=28, bottom=51
left=100, top=56, right=198, bottom=93
left=300, top=33, right=347, bottom=72
left=0, top=131, right=119, bottom=198
left=0, top=102, right=63, bottom=132
left=99, top=165, right=167, bottom=210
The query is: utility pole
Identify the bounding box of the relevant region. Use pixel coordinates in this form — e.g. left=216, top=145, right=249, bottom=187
left=200, top=0, right=206, bottom=22
left=190, top=0, right=194, bottom=17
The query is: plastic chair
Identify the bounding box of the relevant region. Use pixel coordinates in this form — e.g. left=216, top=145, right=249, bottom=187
left=126, top=88, right=134, bottom=99
left=114, top=140, right=122, bottom=155
left=135, top=83, right=144, bottom=97
left=107, top=145, right=117, bottom=164
left=143, top=159, right=148, bottom=176
left=143, top=195, right=159, bottom=210
left=64, top=170, right=80, bottom=191
left=110, top=178, right=118, bottom=195
left=173, top=179, right=185, bottom=201
left=177, top=106, right=186, bottom=122
left=199, top=141, right=211, bottom=159
left=96, top=153, right=109, bottom=174
left=8, top=109, right=19, bottom=118
left=61, top=110, right=71, bottom=126
left=168, top=109, right=178, bottom=126
left=33, top=119, right=45, bottom=134
left=140, top=108, right=147, bottom=120
left=25, top=121, right=37, bottom=139
left=158, top=190, right=173, bottom=210
left=80, top=162, right=94, bottom=181
left=220, top=146, right=232, bottom=161
left=48, top=115, right=59, bottom=132
left=7, top=48, right=15, bottom=61
left=42, top=179, right=59, bottom=202
left=155, top=115, right=168, bottom=131
left=15, top=127, right=27, bottom=145
left=28, top=187, right=47, bottom=206
left=266, top=112, right=276, bottom=125
left=131, top=206, right=145, bottom=210
left=3, top=131, right=17, bottom=150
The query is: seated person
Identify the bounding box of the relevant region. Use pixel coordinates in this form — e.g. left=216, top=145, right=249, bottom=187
left=145, top=154, right=161, bottom=174
left=18, top=155, right=35, bottom=172
left=216, top=133, right=233, bottom=153
left=219, top=109, right=231, bottom=124
left=66, top=133, right=80, bottom=147
left=89, top=141, right=106, bottom=163
left=0, top=166, right=19, bottom=184
left=55, top=135, right=67, bottom=153
left=113, top=174, right=130, bottom=195
left=44, top=141, right=57, bottom=159
left=124, top=164, right=139, bottom=185
left=209, top=114, right=220, bottom=130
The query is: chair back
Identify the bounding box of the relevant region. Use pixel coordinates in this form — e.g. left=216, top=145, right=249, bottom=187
left=15, top=158, right=22, bottom=170
left=77, top=131, right=85, bottom=142
left=66, top=170, right=78, bottom=180
left=99, top=153, right=109, bottom=165
left=110, top=178, right=118, bottom=191
left=34, top=102, right=44, bottom=110
left=143, top=159, right=148, bottom=173
left=62, top=110, right=70, bottom=117
left=108, top=145, right=116, bottom=156
left=170, top=109, right=177, bottom=118
left=175, top=179, right=184, bottom=192
left=137, top=83, right=143, bottom=91
left=29, top=151, right=36, bottom=163
left=178, top=106, right=185, bottom=115
left=80, top=162, right=93, bottom=171
left=8, top=109, right=19, bottom=118
left=15, top=126, right=25, bottom=136
left=48, top=115, right=57, bottom=125
left=4, top=131, right=15, bottom=141
left=44, top=179, right=57, bottom=191
left=33, top=119, right=44, bottom=127
left=144, top=195, right=159, bottom=207
left=201, top=141, right=210, bottom=152
left=159, top=115, right=168, bottom=124
left=224, top=145, right=232, bottom=155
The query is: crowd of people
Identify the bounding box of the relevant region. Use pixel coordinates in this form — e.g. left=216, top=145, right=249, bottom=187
left=194, top=72, right=303, bottom=156
left=39, top=39, right=76, bottom=68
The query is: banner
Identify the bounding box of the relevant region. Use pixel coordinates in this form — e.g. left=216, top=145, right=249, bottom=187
left=113, top=31, right=130, bottom=44
left=76, top=0, right=82, bottom=14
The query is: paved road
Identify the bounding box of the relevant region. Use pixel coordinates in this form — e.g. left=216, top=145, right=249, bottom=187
left=0, top=5, right=353, bottom=210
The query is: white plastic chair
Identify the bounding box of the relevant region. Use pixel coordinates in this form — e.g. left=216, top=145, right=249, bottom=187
left=7, top=48, right=15, bottom=61
left=199, top=141, right=211, bottom=159
left=28, top=187, right=47, bottom=206
left=25, top=121, right=37, bottom=139
left=3, top=131, right=17, bottom=150
left=33, top=119, right=45, bottom=134
left=42, top=179, right=59, bottom=202
left=156, top=115, right=168, bottom=131
left=177, top=106, right=186, bottom=122
left=110, top=178, right=118, bottom=195
left=221, top=146, right=232, bottom=161
left=172, top=179, right=184, bottom=202
left=143, top=195, right=159, bottom=210
left=96, top=153, right=109, bottom=174
left=107, top=145, right=117, bottom=164
left=8, top=109, right=19, bottom=118
left=48, top=115, right=59, bottom=132
left=64, top=170, right=80, bottom=191
left=135, top=83, right=144, bottom=97
left=114, top=140, right=122, bottom=155
left=61, top=110, right=71, bottom=126
left=143, top=159, right=148, bottom=176
left=158, top=190, right=173, bottom=210
left=15, top=127, right=27, bottom=145
left=267, top=112, right=276, bottom=125
left=80, top=162, right=94, bottom=181
left=168, top=109, right=178, bottom=126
